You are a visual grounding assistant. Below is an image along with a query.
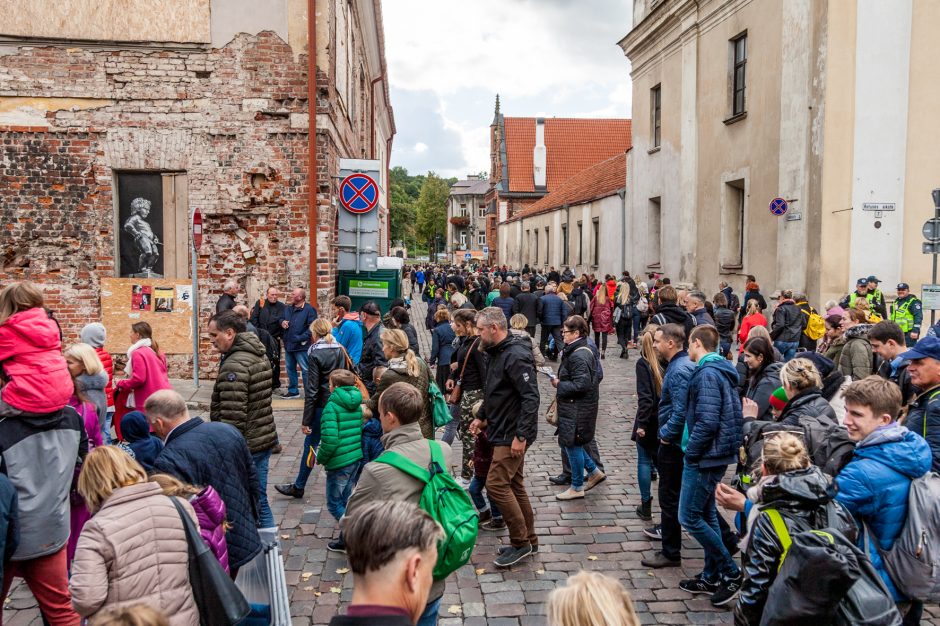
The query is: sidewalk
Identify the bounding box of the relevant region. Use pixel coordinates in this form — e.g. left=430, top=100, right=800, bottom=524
left=171, top=378, right=305, bottom=412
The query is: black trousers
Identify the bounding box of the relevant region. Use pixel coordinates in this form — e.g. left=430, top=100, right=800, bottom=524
left=526, top=326, right=536, bottom=338
left=560, top=438, right=604, bottom=478
left=539, top=325, right=562, bottom=357
left=270, top=338, right=282, bottom=389
left=657, top=443, right=685, bottom=560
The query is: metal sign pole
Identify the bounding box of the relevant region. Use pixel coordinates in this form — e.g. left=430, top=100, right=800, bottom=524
left=191, top=237, right=199, bottom=387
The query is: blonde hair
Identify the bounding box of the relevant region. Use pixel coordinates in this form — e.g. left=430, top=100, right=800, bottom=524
left=311, top=318, right=334, bottom=342
left=779, top=357, right=822, bottom=393
left=450, top=292, right=468, bottom=308
left=0, top=281, right=44, bottom=326
left=640, top=324, right=663, bottom=396
left=150, top=473, right=201, bottom=498
left=78, top=446, right=147, bottom=513
left=510, top=314, right=529, bottom=330
left=64, top=343, right=104, bottom=376
left=382, top=329, right=420, bottom=377
left=762, top=432, right=811, bottom=475
left=547, top=571, right=640, bottom=626
left=746, top=299, right=760, bottom=316
left=595, top=287, right=608, bottom=305
left=89, top=604, right=169, bottom=626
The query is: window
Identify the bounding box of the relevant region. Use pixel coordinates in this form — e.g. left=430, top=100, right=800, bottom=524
left=592, top=218, right=599, bottom=267
left=651, top=84, right=661, bottom=148
left=459, top=202, right=468, bottom=217
left=561, top=224, right=568, bottom=265
left=478, top=205, right=486, bottom=218
left=544, top=227, right=550, bottom=265
left=460, top=231, right=466, bottom=248
left=577, top=221, right=583, bottom=265
left=731, top=33, right=747, bottom=116
left=477, top=233, right=486, bottom=246
left=647, top=197, right=661, bottom=267
left=721, top=180, right=745, bottom=269
left=533, top=229, right=539, bottom=263
left=116, top=172, right=189, bottom=278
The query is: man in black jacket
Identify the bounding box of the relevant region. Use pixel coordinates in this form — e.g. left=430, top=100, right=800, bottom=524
left=250, top=286, right=286, bottom=389
left=357, top=301, right=388, bottom=395
left=511, top=282, right=539, bottom=337
left=470, top=307, right=539, bottom=568
left=650, top=285, right=695, bottom=345
left=770, top=290, right=804, bottom=361
left=869, top=321, right=918, bottom=404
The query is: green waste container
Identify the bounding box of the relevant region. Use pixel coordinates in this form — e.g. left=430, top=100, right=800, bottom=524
left=337, top=270, right=402, bottom=314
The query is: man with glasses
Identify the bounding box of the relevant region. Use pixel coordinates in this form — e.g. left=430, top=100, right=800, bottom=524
left=469, top=307, right=540, bottom=568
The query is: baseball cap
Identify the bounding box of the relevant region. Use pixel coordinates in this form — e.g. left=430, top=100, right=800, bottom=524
left=856, top=277, right=868, bottom=287
left=360, top=301, right=381, bottom=316
left=899, top=336, right=940, bottom=361
left=897, top=283, right=910, bottom=290
left=867, top=275, right=881, bottom=283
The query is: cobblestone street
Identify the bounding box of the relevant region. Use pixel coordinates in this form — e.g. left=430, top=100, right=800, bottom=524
left=5, top=299, right=939, bottom=625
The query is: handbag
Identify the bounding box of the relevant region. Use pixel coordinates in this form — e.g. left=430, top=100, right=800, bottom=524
left=545, top=398, right=558, bottom=426
left=448, top=337, right=478, bottom=405
left=340, top=345, right=370, bottom=400
left=170, top=498, right=250, bottom=626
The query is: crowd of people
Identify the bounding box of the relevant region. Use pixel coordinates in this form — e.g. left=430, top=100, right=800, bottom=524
left=0, top=260, right=936, bottom=626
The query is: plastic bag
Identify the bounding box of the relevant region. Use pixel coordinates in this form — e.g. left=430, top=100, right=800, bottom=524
left=235, top=529, right=291, bottom=626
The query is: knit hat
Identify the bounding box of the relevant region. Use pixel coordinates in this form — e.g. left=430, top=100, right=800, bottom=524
left=80, top=323, right=106, bottom=348
left=769, top=386, right=789, bottom=411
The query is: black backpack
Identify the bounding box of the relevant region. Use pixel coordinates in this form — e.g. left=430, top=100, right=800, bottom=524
left=739, top=417, right=854, bottom=483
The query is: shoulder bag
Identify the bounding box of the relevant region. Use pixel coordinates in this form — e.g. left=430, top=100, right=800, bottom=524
left=170, top=497, right=250, bottom=626
left=448, top=337, right=478, bottom=405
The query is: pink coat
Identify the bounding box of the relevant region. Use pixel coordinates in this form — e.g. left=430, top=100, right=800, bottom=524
left=115, top=347, right=172, bottom=411
left=0, top=307, right=71, bottom=413
left=589, top=297, right=614, bottom=333
left=68, top=398, right=104, bottom=565
left=190, top=486, right=230, bottom=573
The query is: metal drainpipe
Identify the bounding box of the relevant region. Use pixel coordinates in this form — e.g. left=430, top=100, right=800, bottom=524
left=618, top=188, right=626, bottom=271
left=307, top=0, right=319, bottom=306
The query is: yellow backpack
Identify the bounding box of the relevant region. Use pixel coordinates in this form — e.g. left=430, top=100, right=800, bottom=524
left=802, top=309, right=826, bottom=341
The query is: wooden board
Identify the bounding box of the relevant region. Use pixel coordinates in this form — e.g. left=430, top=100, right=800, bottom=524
left=100, top=277, right=195, bottom=355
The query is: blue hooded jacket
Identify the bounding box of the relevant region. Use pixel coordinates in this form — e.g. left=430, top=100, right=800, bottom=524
left=684, top=353, right=743, bottom=468
left=121, top=411, right=163, bottom=472
left=657, top=351, right=696, bottom=444
left=834, top=423, right=932, bottom=601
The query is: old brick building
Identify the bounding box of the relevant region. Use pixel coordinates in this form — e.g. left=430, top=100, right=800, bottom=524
left=0, top=0, right=394, bottom=376
left=486, top=96, right=630, bottom=264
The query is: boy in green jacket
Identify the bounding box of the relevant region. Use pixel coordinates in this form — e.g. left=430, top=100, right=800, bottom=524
left=317, top=370, right=365, bottom=523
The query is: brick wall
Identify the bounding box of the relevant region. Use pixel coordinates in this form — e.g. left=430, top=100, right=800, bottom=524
left=0, top=30, right=372, bottom=377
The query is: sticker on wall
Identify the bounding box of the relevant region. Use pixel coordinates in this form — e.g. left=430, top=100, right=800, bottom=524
left=131, top=285, right=152, bottom=311
left=176, top=285, right=193, bottom=307
left=154, top=287, right=174, bottom=313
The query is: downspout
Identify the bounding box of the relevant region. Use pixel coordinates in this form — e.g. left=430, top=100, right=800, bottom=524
left=307, top=0, right=319, bottom=305
left=386, top=135, right=393, bottom=254
left=370, top=75, right=384, bottom=158
left=618, top=188, right=626, bottom=271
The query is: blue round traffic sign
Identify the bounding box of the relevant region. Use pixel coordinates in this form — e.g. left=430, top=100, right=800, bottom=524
left=340, top=174, right=379, bottom=214
left=769, top=197, right=788, bottom=216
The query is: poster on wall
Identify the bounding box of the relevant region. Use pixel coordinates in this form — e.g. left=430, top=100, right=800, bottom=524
left=117, top=173, right=165, bottom=278
left=131, top=285, right=152, bottom=311
left=154, top=287, right=174, bottom=313
left=176, top=285, right=193, bottom=308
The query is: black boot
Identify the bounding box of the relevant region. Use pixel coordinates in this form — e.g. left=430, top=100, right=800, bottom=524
left=636, top=498, right=653, bottom=521
left=275, top=483, right=304, bottom=498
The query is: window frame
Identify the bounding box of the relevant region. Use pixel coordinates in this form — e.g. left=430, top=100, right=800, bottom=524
left=591, top=218, right=600, bottom=267
left=731, top=33, right=747, bottom=117
left=651, top=84, right=662, bottom=148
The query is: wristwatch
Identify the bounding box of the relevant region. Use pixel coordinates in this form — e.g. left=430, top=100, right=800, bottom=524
left=514, top=435, right=526, bottom=443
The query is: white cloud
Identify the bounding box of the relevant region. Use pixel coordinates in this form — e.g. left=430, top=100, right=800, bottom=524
left=383, top=0, right=633, bottom=177
left=413, top=142, right=428, bottom=153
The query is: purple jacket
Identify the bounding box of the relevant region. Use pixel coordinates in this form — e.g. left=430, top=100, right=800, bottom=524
left=190, top=485, right=230, bottom=573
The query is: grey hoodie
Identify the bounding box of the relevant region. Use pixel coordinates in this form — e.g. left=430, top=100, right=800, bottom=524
left=77, top=371, right=109, bottom=429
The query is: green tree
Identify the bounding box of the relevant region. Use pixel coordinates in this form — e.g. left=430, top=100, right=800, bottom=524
left=389, top=166, right=417, bottom=245
left=415, top=172, right=450, bottom=260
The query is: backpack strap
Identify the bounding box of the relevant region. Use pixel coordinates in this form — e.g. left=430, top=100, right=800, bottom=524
left=374, top=450, right=429, bottom=484
left=764, top=508, right=792, bottom=571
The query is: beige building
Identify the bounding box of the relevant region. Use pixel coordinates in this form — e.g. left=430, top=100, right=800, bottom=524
left=620, top=0, right=940, bottom=307
left=446, top=175, right=490, bottom=261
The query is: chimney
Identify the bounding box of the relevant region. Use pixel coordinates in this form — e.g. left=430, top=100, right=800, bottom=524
left=533, top=118, right=546, bottom=189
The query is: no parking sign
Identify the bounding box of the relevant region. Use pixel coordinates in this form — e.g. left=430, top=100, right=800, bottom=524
left=340, top=173, right=379, bottom=214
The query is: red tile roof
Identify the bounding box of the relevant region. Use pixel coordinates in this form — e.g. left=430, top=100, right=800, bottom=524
left=503, top=118, right=631, bottom=193
left=506, top=152, right=627, bottom=223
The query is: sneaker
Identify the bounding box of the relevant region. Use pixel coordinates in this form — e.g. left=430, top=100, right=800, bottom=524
left=457, top=476, right=471, bottom=488
left=481, top=517, right=507, bottom=531
left=643, top=525, right=662, bottom=540
left=679, top=575, right=718, bottom=595
left=584, top=470, right=607, bottom=491
left=274, top=483, right=304, bottom=498
left=549, top=474, right=572, bottom=486
left=498, top=543, right=538, bottom=555
left=283, top=391, right=301, bottom=398
left=493, top=543, right=532, bottom=568
left=327, top=537, right=346, bottom=554
left=641, top=551, right=681, bottom=569
left=710, top=572, right=743, bottom=606
left=556, top=487, right=585, bottom=501
left=478, top=509, right=492, bottom=525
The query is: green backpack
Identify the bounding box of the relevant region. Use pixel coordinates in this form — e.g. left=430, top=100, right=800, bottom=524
left=374, top=441, right=479, bottom=580
left=428, top=380, right=452, bottom=428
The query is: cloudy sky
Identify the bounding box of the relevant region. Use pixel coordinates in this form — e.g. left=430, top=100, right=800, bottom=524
left=383, top=0, right=634, bottom=179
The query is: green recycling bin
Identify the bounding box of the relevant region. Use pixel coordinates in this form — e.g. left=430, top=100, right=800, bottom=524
left=337, top=270, right=402, bottom=314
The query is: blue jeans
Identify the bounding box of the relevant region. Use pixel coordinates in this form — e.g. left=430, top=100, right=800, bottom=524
left=251, top=449, right=275, bottom=528
left=636, top=443, right=654, bottom=502
left=294, top=408, right=323, bottom=489
left=325, top=462, right=360, bottom=521
left=774, top=340, right=799, bottom=362
left=417, top=596, right=442, bottom=626
left=631, top=307, right=642, bottom=342
left=563, top=445, right=598, bottom=491
left=284, top=350, right=309, bottom=394
left=469, top=476, right=502, bottom=519
left=104, top=410, right=114, bottom=445
left=678, top=464, right=739, bottom=583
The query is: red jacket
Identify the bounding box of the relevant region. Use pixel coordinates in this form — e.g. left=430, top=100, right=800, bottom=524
left=116, top=346, right=172, bottom=411
left=606, top=279, right=617, bottom=301
left=94, top=347, right=115, bottom=409
left=0, top=307, right=72, bottom=413
left=738, top=312, right=768, bottom=351
left=589, top=297, right=614, bottom=333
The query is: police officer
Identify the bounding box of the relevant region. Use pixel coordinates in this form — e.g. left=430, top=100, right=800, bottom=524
left=866, top=275, right=888, bottom=319
left=890, top=282, right=923, bottom=347
left=839, top=277, right=870, bottom=311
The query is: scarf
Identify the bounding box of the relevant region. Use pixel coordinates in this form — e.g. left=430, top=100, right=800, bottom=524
left=124, top=338, right=152, bottom=409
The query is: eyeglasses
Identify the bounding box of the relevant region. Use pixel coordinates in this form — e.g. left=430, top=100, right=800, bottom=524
left=561, top=329, right=576, bottom=335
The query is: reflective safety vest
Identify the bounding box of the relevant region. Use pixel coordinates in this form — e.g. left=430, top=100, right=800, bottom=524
left=891, top=295, right=919, bottom=333
left=848, top=291, right=876, bottom=309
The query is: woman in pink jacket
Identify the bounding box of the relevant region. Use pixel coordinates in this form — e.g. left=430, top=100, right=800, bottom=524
left=114, top=322, right=171, bottom=439
left=0, top=281, right=72, bottom=415
left=588, top=287, right=614, bottom=358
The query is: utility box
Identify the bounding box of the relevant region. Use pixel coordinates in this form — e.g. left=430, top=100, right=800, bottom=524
left=337, top=269, right=402, bottom=314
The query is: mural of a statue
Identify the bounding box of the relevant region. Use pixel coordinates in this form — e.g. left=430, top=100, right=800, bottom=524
left=122, top=197, right=162, bottom=277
